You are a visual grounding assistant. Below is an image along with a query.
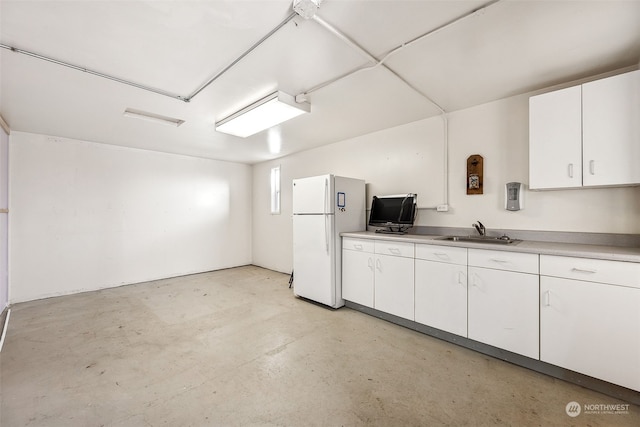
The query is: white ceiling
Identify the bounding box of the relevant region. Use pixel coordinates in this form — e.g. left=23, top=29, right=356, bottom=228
left=1, top=0, right=639, bottom=164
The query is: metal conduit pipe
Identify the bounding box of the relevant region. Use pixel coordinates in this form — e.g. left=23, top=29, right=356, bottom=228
left=302, top=0, right=503, bottom=114
left=311, top=15, right=379, bottom=64
left=0, top=43, right=187, bottom=101
left=306, top=1, right=503, bottom=210
left=309, top=15, right=446, bottom=114
left=185, top=11, right=298, bottom=101
left=309, top=14, right=450, bottom=209
left=0, top=11, right=298, bottom=103
left=369, top=0, right=501, bottom=71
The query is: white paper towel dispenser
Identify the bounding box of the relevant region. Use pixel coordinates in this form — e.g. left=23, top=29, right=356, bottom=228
left=505, top=182, right=524, bottom=211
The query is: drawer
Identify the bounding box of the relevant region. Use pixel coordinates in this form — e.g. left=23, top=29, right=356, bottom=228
left=375, top=240, right=415, bottom=258
left=540, top=255, right=640, bottom=289
left=342, top=237, right=374, bottom=253
left=468, top=249, right=538, bottom=274
left=415, top=244, right=467, bottom=265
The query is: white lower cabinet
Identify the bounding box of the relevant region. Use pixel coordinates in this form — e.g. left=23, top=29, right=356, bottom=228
left=415, top=245, right=468, bottom=336
left=540, top=255, right=640, bottom=392
left=342, top=238, right=375, bottom=308
left=342, top=238, right=414, bottom=319
left=467, top=249, right=540, bottom=359
left=342, top=249, right=374, bottom=308
left=342, top=236, right=640, bottom=392
left=374, top=241, right=415, bottom=320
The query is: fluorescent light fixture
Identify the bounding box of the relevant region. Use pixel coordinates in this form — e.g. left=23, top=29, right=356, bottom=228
left=123, top=108, right=185, bottom=127
left=293, top=0, right=322, bottom=19
left=215, top=91, right=310, bottom=138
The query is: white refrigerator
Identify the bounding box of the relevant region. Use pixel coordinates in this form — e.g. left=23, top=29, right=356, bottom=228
left=292, top=174, right=366, bottom=308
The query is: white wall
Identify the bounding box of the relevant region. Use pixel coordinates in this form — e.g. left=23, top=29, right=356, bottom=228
left=9, top=132, right=252, bottom=303
left=252, top=93, right=640, bottom=273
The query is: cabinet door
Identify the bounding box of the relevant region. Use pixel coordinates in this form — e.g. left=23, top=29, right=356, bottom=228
left=529, top=85, right=582, bottom=189
left=582, top=70, right=640, bottom=187
left=541, top=276, right=640, bottom=391
left=374, top=254, right=414, bottom=320
left=468, top=267, right=539, bottom=359
left=342, top=249, right=374, bottom=308
left=415, top=259, right=467, bottom=336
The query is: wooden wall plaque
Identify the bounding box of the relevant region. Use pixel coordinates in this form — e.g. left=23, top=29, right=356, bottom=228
left=467, top=154, right=483, bottom=195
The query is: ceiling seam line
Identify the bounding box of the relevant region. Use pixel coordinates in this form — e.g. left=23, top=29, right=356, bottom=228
left=0, top=43, right=187, bottom=102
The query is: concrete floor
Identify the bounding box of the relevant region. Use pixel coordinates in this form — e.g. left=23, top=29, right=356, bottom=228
left=1, top=265, right=638, bottom=426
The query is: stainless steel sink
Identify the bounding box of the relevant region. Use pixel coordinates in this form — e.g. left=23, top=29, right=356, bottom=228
left=436, top=235, right=521, bottom=245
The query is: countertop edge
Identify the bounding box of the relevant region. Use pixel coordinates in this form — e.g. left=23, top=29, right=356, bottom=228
left=340, top=231, right=640, bottom=263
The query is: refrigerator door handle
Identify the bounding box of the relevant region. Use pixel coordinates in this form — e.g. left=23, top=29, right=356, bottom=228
left=324, top=213, right=329, bottom=253
left=324, top=177, right=329, bottom=253
left=324, top=178, right=328, bottom=215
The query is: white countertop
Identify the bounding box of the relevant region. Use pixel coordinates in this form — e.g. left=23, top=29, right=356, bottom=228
left=341, top=231, right=640, bottom=263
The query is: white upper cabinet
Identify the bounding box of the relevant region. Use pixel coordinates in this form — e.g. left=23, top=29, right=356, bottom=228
left=582, top=70, right=640, bottom=186
left=529, top=85, right=582, bottom=189
left=529, top=70, right=640, bottom=190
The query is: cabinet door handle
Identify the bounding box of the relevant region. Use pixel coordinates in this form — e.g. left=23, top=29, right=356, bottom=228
left=589, top=160, right=595, bottom=175
left=544, top=290, right=551, bottom=307
left=470, top=273, right=478, bottom=288
left=568, top=163, right=573, bottom=178
left=389, top=248, right=401, bottom=255
left=367, top=257, right=374, bottom=271
left=354, top=244, right=363, bottom=250
left=572, top=267, right=597, bottom=274
left=457, top=271, right=466, bottom=286
left=375, top=258, right=382, bottom=272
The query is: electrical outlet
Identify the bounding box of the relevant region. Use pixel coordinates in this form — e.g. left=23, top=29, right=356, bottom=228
left=436, top=204, right=449, bottom=212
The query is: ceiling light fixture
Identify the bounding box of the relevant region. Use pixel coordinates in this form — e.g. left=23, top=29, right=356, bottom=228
left=123, top=108, right=185, bottom=127
left=215, top=91, right=310, bottom=138
left=293, top=0, right=322, bottom=19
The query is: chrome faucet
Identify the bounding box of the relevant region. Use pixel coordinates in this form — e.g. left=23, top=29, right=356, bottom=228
left=473, top=221, right=486, bottom=236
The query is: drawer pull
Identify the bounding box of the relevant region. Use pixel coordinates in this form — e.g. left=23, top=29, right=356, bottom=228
left=490, top=258, right=510, bottom=264
left=389, top=248, right=401, bottom=255
left=354, top=244, right=363, bottom=250
left=571, top=267, right=597, bottom=274
left=434, top=252, right=450, bottom=260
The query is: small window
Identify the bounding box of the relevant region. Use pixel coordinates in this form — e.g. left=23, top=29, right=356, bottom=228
left=270, top=166, right=281, bottom=214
